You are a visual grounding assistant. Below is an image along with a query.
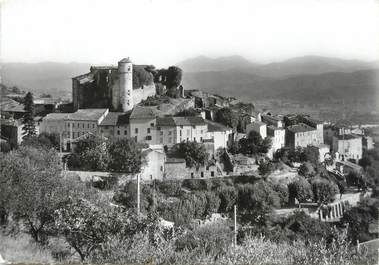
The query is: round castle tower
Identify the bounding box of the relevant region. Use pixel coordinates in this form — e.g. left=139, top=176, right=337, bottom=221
left=114, top=57, right=133, bottom=112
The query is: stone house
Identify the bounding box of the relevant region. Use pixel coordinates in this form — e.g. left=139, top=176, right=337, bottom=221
left=286, top=123, right=320, bottom=149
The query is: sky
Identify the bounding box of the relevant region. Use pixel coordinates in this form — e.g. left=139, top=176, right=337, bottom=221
left=1, top=0, right=379, bottom=67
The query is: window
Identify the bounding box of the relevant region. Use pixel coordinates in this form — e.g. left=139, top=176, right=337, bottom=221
left=180, top=130, right=182, bottom=136
left=146, top=135, right=152, bottom=140
left=150, top=123, right=154, bottom=127
left=160, top=166, right=163, bottom=172
left=157, top=126, right=161, bottom=130
left=117, top=130, right=120, bottom=135
left=211, top=171, right=214, bottom=177
left=147, top=128, right=151, bottom=134
left=135, top=136, right=138, bottom=141
left=82, top=123, right=84, bottom=128
left=201, top=172, right=204, bottom=178
left=124, top=130, right=127, bottom=135
left=92, top=124, right=95, bottom=128
left=194, top=137, right=196, bottom=141
left=168, top=131, right=172, bottom=136
left=72, top=123, right=75, bottom=128
left=135, top=128, right=138, bottom=134
left=150, top=175, right=153, bottom=180
left=191, top=173, right=194, bottom=178
left=200, top=137, right=203, bottom=142
left=180, top=125, right=183, bottom=129
left=78, top=123, right=80, bottom=128
left=87, top=124, right=89, bottom=129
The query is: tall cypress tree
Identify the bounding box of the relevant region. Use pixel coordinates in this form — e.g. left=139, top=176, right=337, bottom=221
left=22, top=92, right=36, bottom=139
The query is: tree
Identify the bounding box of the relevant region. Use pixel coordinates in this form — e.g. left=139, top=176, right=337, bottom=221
left=165, top=66, right=182, bottom=89
left=288, top=177, right=313, bottom=204
left=298, top=162, right=316, bottom=178
left=165, top=66, right=183, bottom=98
left=239, top=131, right=272, bottom=155
left=300, top=146, right=320, bottom=165
left=238, top=181, right=281, bottom=226
left=258, top=160, right=274, bottom=177
left=171, top=141, right=209, bottom=168
left=273, top=183, right=289, bottom=207
left=67, top=136, right=110, bottom=171
left=359, top=156, right=372, bottom=170
left=311, top=178, right=339, bottom=204
left=217, top=185, right=238, bottom=213
left=0, top=146, right=63, bottom=243
left=22, top=132, right=60, bottom=150
left=341, top=198, right=379, bottom=242
left=215, top=107, right=238, bottom=130
left=22, top=92, right=36, bottom=138
left=108, top=138, right=145, bottom=173
left=54, top=198, right=155, bottom=261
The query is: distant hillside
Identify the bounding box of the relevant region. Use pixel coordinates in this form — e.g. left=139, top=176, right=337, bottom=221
left=177, top=55, right=258, bottom=73
left=1, top=62, right=90, bottom=99
left=178, top=55, right=376, bottom=78
left=183, top=69, right=379, bottom=104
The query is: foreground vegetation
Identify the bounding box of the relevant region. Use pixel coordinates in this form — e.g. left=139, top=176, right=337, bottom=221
left=1, top=134, right=378, bottom=264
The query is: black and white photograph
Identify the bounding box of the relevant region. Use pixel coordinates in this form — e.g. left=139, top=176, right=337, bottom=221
left=0, top=0, right=378, bottom=264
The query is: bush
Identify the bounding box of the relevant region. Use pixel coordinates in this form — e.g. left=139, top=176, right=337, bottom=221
left=288, top=177, right=313, bottom=204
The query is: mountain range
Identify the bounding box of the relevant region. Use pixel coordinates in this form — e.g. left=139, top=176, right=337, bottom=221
left=178, top=55, right=378, bottom=104
left=1, top=56, right=378, bottom=106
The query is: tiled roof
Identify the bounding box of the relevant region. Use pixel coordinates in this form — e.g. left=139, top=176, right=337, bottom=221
left=130, top=106, right=158, bottom=119
left=69, top=109, right=108, bottom=121
left=157, top=117, right=176, bottom=126
left=0, top=98, right=26, bottom=113
left=251, top=121, right=266, bottom=126
left=287, top=123, right=316, bottom=133
left=267, top=125, right=283, bottom=131
left=205, top=119, right=231, bottom=132
left=157, top=116, right=206, bottom=127
left=262, top=114, right=283, bottom=121
left=100, top=111, right=131, bottom=126
left=43, top=113, right=70, bottom=121
left=336, top=134, right=361, bottom=140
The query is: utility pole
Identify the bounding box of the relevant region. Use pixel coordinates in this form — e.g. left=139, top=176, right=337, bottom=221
left=59, top=132, right=62, bottom=153
left=137, top=173, right=141, bottom=216
left=234, top=205, right=237, bottom=246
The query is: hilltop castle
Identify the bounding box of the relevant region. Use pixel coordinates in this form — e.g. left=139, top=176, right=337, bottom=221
left=72, top=58, right=156, bottom=112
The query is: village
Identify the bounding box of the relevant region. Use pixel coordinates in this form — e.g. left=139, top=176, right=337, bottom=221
left=1, top=57, right=379, bottom=265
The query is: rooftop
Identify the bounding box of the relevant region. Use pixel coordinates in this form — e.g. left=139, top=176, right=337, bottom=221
left=205, top=119, right=232, bottom=132
left=0, top=98, right=26, bottom=113
left=251, top=121, right=266, bottom=126
left=130, top=106, right=158, bottom=119
left=267, top=125, right=284, bottom=131
left=69, top=108, right=108, bottom=121
left=100, top=111, right=131, bottom=126
left=262, top=114, right=283, bottom=122
left=157, top=116, right=206, bottom=127
left=336, top=160, right=362, bottom=171
left=43, top=113, right=70, bottom=121
left=336, top=134, right=361, bottom=140
left=287, top=123, right=316, bottom=133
